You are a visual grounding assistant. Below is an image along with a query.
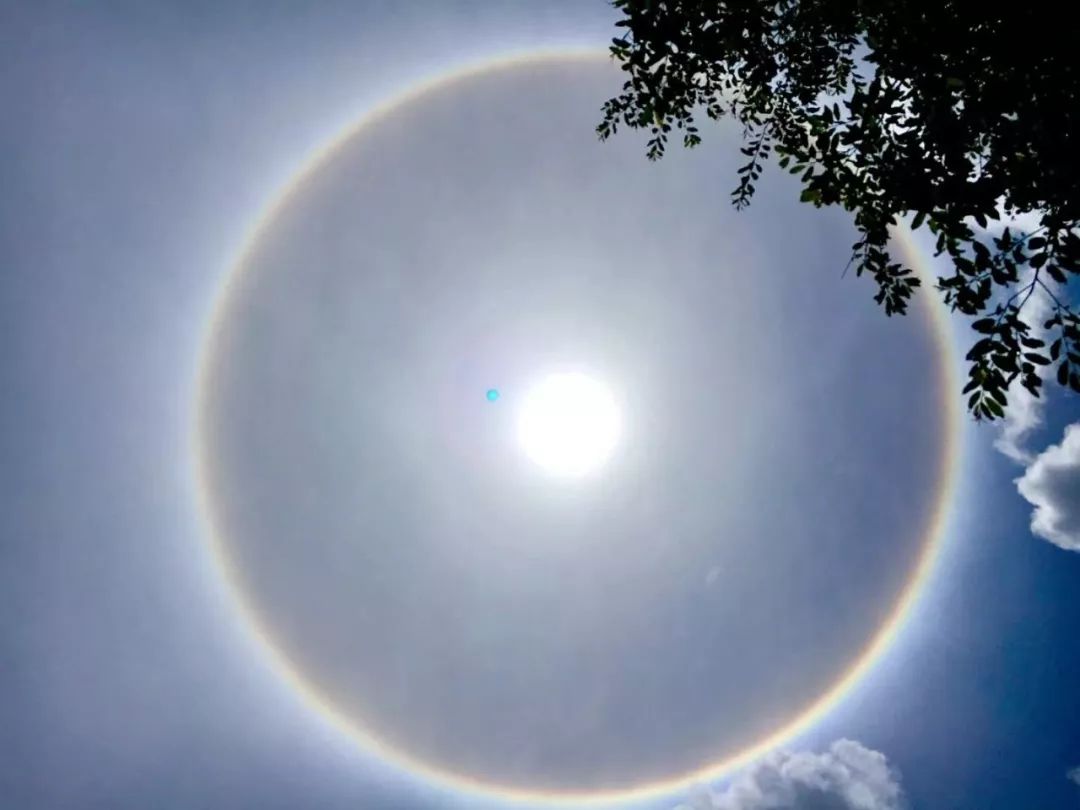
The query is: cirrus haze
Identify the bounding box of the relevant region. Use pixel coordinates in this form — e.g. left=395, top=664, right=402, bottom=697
left=194, top=53, right=959, bottom=804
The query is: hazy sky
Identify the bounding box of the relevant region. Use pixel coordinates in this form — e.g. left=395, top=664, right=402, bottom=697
left=3, top=4, right=1079, bottom=810
left=202, top=57, right=943, bottom=792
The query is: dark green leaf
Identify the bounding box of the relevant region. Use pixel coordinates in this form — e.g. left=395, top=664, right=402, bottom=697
left=597, top=4, right=1080, bottom=420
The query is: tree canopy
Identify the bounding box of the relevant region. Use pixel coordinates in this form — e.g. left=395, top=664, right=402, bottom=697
left=598, top=0, right=1080, bottom=420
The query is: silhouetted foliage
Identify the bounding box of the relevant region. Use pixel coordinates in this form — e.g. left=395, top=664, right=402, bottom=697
left=598, top=0, right=1080, bottom=420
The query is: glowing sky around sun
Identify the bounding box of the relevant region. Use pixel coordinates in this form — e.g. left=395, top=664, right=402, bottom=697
left=196, top=58, right=950, bottom=796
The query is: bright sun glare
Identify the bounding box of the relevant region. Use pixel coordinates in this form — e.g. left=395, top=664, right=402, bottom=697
left=516, top=372, right=622, bottom=477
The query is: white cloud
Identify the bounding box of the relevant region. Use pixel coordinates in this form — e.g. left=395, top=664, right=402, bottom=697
left=675, top=740, right=904, bottom=810
left=1016, top=423, right=1080, bottom=552
left=1068, top=765, right=1080, bottom=786
left=978, top=215, right=1080, bottom=553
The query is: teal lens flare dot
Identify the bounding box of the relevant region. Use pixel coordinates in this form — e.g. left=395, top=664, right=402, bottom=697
left=486, top=388, right=500, bottom=402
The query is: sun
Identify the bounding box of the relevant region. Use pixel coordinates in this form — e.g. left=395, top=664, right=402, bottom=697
left=516, top=372, right=622, bottom=477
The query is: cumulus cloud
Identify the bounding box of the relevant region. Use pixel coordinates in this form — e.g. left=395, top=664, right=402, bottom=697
left=675, top=739, right=904, bottom=810
left=1016, top=423, right=1080, bottom=552
left=1068, top=765, right=1080, bottom=786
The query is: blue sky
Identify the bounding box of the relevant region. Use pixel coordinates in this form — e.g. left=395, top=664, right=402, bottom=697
left=2, top=3, right=1079, bottom=809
